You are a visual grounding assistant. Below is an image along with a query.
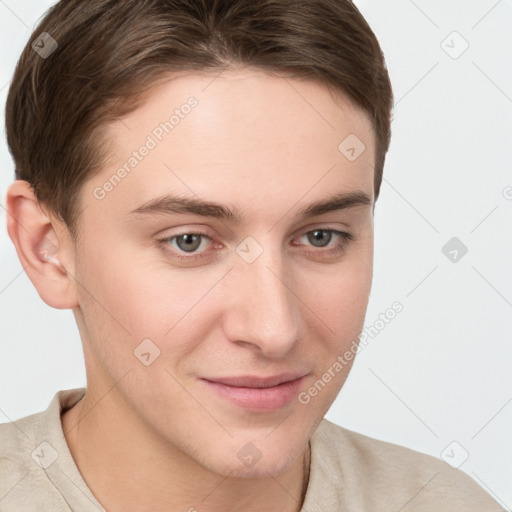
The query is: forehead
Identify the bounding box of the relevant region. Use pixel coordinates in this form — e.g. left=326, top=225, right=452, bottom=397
left=107, top=67, right=374, bottom=148
left=85, top=69, right=376, bottom=221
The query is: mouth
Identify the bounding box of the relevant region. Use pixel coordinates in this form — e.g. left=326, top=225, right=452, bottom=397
left=200, top=372, right=308, bottom=412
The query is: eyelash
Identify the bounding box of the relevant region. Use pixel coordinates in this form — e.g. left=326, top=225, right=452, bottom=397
left=157, top=228, right=354, bottom=262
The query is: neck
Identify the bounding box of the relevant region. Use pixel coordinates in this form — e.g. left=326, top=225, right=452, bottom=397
left=62, top=387, right=311, bottom=512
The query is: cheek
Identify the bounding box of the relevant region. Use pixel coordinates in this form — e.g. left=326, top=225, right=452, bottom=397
left=75, top=226, right=372, bottom=366
left=74, top=239, right=162, bottom=361
left=307, top=249, right=373, bottom=333
left=75, top=240, right=221, bottom=361
left=296, top=255, right=372, bottom=414
left=78, top=239, right=170, bottom=330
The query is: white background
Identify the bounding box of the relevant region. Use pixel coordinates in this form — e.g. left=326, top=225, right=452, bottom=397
left=1, top=0, right=511, bottom=508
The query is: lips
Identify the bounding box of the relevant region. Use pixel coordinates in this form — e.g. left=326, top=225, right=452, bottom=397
left=205, top=372, right=306, bottom=388
left=201, top=372, right=308, bottom=411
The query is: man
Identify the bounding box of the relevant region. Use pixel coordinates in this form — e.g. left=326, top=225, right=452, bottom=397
left=0, top=0, right=504, bottom=510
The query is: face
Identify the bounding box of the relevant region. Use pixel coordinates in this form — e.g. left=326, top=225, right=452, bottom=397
left=71, top=68, right=375, bottom=477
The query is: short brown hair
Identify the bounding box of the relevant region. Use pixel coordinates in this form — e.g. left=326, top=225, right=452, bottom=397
left=5, top=0, right=393, bottom=241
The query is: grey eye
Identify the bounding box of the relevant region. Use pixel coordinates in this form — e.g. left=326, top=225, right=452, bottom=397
left=175, top=234, right=204, bottom=252
left=307, top=230, right=333, bottom=248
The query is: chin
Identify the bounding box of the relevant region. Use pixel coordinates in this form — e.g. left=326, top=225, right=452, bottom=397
left=209, top=456, right=298, bottom=480
left=197, top=438, right=304, bottom=479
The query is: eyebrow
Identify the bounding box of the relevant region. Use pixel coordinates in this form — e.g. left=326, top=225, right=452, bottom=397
left=128, top=190, right=372, bottom=223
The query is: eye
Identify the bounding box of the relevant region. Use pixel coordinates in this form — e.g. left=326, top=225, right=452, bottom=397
left=172, top=233, right=207, bottom=253
left=293, top=229, right=353, bottom=254
left=158, top=231, right=212, bottom=260
left=157, top=228, right=354, bottom=262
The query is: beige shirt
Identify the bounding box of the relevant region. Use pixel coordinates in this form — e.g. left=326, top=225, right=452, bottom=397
left=0, top=388, right=504, bottom=511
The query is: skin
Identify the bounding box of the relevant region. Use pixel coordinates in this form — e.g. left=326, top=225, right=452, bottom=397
left=6, top=67, right=376, bottom=511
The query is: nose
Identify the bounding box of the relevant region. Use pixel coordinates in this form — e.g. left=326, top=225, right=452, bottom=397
left=223, top=241, right=302, bottom=359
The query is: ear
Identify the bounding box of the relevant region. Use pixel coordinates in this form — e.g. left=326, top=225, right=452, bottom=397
left=5, top=180, right=78, bottom=309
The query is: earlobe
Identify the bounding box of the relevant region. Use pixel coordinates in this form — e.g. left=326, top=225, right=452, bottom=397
left=5, top=180, right=79, bottom=309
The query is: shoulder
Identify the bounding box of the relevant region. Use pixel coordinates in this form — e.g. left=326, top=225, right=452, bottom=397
left=0, top=411, right=68, bottom=510
left=0, top=389, right=85, bottom=511
left=307, top=419, right=505, bottom=511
